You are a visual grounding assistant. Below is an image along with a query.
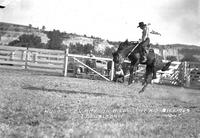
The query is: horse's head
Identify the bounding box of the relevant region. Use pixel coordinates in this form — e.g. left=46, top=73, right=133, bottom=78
left=118, top=39, right=130, bottom=51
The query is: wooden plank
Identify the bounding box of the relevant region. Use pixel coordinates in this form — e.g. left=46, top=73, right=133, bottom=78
left=28, top=62, right=63, bottom=70
left=0, top=60, right=25, bottom=66
left=0, top=65, right=24, bottom=70
left=37, top=53, right=64, bottom=59
left=34, top=59, right=64, bottom=65
left=0, top=55, right=10, bottom=60
left=27, top=67, right=63, bottom=74
left=0, top=45, right=26, bottom=51
left=0, top=51, right=12, bottom=55
left=69, top=53, right=113, bottom=61
left=63, top=48, right=69, bottom=77
left=110, top=61, right=114, bottom=80
left=0, top=58, right=26, bottom=62
left=29, top=48, right=64, bottom=54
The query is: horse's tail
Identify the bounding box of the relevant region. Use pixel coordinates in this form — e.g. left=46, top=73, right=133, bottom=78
left=161, top=62, right=171, bottom=71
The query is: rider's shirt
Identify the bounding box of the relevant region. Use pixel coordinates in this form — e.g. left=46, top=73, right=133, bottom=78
left=141, top=26, right=149, bottom=42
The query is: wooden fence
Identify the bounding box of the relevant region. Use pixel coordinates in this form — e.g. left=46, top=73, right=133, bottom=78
left=0, top=45, right=65, bottom=73
left=184, top=62, right=200, bottom=89
left=0, top=45, right=199, bottom=89
left=0, top=45, right=114, bottom=80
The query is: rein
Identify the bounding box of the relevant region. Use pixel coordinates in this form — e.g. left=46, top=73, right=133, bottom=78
left=127, top=42, right=140, bottom=57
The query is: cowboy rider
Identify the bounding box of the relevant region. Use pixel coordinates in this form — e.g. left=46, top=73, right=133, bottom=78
left=137, top=22, right=161, bottom=63
left=137, top=22, right=161, bottom=79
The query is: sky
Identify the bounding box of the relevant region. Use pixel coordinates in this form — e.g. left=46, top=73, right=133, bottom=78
left=0, top=0, right=200, bottom=46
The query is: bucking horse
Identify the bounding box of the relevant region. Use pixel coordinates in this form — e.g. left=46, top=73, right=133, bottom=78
left=112, top=40, right=171, bottom=93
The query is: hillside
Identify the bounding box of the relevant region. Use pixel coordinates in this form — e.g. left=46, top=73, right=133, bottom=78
left=62, top=34, right=115, bottom=53
left=153, top=44, right=200, bottom=61
left=0, top=22, right=115, bottom=53
left=0, top=22, right=49, bottom=45
left=0, top=22, right=200, bottom=60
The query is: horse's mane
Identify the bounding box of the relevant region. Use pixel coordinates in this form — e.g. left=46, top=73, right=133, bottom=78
left=117, top=40, right=139, bottom=58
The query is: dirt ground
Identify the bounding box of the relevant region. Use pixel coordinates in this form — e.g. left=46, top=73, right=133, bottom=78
left=0, top=68, right=200, bottom=138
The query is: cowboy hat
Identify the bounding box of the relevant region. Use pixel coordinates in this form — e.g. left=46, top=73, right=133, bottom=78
left=137, top=22, right=146, bottom=28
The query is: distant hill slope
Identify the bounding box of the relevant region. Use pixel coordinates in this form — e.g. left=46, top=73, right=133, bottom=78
left=152, top=44, right=200, bottom=61
left=0, top=22, right=199, bottom=60
left=0, top=22, right=49, bottom=45
left=153, top=43, right=200, bottom=50
left=62, top=34, right=115, bottom=53
left=0, top=22, right=115, bottom=53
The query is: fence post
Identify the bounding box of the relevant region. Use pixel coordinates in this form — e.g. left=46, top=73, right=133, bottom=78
left=159, top=47, right=164, bottom=59
left=63, top=46, right=69, bottom=77
left=22, top=50, right=26, bottom=60
left=33, top=52, right=38, bottom=63
left=184, top=61, right=190, bottom=87
left=10, top=52, right=14, bottom=61
left=25, top=47, right=29, bottom=70
left=110, top=61, right=114, bottom=80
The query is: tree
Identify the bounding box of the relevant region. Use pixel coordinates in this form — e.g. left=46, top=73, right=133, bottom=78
left=69, top=43, right=94, bottom=55
left=8, top=40, right=20, bottom=46
left=83, top=44, right=93, bottom=54
left=46, top=30, right=64, bottom=50
left=166, top=56, right=177, bottom=61
left=104, top=47, right=115, bottom=57
left=8, top=34, right=44, bottom=48
left=42, top=25, right=46, bottom=31
left=181, top=55, right=199, bottom=62
left=28, top=24, right=32, bottom=30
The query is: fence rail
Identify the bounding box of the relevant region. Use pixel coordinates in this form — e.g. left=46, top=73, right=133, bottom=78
left=0, top=45, right=199, bottom=89
left=0, top=45, right=115, bottom=80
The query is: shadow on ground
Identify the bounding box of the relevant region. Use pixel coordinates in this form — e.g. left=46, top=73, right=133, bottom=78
left=22, top=85, right=128, bottom=98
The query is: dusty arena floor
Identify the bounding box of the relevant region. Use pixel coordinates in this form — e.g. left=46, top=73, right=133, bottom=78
left=0, top=68, right=200, bottom=138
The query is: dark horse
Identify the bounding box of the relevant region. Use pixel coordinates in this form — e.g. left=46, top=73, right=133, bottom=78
left=112, top=40, right=171, bottom=93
